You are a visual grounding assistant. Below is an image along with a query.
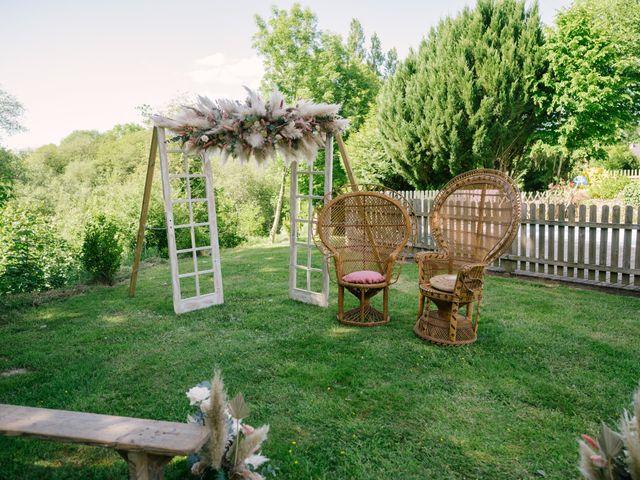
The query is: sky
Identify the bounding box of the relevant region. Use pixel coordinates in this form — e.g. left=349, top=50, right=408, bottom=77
left=1, top=0, right=572, bottom=151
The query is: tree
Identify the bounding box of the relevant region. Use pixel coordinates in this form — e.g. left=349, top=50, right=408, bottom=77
left=347, top=19, right=366, bottom=60
left=534, top=0, right=640, bottom=172
left=346, top=106, right=411, bottom=190
left=253, top=5, right=381, bottom=132
left=253, top=5, right=386, bottom=239
left=378, top=0, right=546, bottom=188
left=0, top=87, right=25, bottom=141
left=0, top=148, right=21, bottom=207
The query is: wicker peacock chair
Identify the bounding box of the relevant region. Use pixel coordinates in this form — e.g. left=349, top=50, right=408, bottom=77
left=414, top=169, right=521, bottom=345
left=316, top=190, right=413, bottom=326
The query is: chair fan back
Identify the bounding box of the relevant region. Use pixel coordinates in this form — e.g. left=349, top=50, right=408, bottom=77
left=430, top=169, right=521, bottom=264
left=317, top=191, right=412, bottom=276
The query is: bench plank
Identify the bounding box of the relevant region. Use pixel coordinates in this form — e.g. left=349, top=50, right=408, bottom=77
left=0, top=404, right=208, bottom=457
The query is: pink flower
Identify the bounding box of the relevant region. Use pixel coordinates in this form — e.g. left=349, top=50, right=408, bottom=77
left=241, top=424, right=255, bottom=435
left=590, top=454, right=607, bottom=468
left=582, top=434, right=599, bottom=451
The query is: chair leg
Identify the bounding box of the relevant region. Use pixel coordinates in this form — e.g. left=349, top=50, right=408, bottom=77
left=473, top=295, right=483, bottom=334
left=383, top=286, right=389, bottom=322
left=337, top=285, right=344, bottom=322
left=448, top=302, right=459, bottom=343
left=417, top=292, right=425, bottom=320
left=359, top=288, right=366, bottom=322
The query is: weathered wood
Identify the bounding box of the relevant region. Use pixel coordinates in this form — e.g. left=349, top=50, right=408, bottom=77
left=0, top=404, right=208, bottom=458
left=611, top=206, right=621, bottom=284
left=577, top=205, right=586, bottom=279
left=129, top=127, right=158, bottom=297
left=587, top=205, right=597, bottom=281
left=117, top=451, right=172, bottom=480
left=538, top=203, right=546, bottom=274
left=599, top=206, right=609, bottom=283
left=622, top=206, right=633, bottom=286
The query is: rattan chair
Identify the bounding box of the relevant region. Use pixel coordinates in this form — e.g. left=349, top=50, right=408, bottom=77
left=414, top=169, right=521, bottom=345
left=316, top=191, right=413, bottom=326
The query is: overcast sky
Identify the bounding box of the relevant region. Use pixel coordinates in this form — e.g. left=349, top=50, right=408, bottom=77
left=1, top=0, right=571, bottom=150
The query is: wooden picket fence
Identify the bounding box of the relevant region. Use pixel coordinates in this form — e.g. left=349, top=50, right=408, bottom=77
left=610, top=169, right=640, bottom=180
left=407, top=194, right=640, bottom=292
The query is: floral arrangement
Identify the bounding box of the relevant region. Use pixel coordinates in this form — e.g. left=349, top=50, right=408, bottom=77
left=579, top=388, right=640, bottom=480
left=152, top=88, right=348, bottom=165
left=186, top=371, right=275, bottom=480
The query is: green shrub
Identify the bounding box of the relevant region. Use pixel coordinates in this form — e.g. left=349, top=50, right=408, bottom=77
left=81, top=215, right=123, bottom=284
left=586, top=168, right=630, bottom=199
left=0, top=205, right=78, bottom=294
left=215, top=188, right=246, bottom=248
left=622, top=182, right=640, bottom=205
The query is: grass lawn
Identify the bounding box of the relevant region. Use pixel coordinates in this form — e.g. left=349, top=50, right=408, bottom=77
left=1, top=242, right=640, bottom=479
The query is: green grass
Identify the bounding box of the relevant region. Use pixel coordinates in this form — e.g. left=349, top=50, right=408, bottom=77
left=1, top=242, right=640, bottom=479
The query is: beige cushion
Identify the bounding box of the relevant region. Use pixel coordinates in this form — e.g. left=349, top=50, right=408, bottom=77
left=429, top=274, right=457, bottom=293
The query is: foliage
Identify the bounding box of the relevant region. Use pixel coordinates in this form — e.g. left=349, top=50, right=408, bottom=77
left=584, top=168, right=631, bottom=200
left=578, top=388, right=640, bottom=480
left=622, top=183, right=640, bottom=206
left=2, top=244, right=640, bottom=478
left=253, top=6, right=388, bottom=131
left=12, top=123, right=278, bottom=267
left=378, top=0, right=546, bottom=188
left=535, top=0, right=640, bottom=169
left=253, top=5, right=389, bottom=187
left=345, top=107, right=412, bottom=190
left=599, top=144, right=640, bottom=171
left=0, top=204, right=78, bottom=294
left=80, top=215, right=123, bottom=284
left=214, top=188, right=247, bottom=249
left=0, top=86, right=25, bottom=140
left=0, top=147, right=21, bottom=208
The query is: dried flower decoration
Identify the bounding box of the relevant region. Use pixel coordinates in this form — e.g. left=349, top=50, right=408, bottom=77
left=152, top=88, right=347, bottom=166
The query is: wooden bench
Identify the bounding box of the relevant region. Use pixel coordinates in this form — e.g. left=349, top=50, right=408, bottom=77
left=0, top=404, right=209, bottom=480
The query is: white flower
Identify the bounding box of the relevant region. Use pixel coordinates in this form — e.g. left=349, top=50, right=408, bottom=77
left=200, top=135, right=209, bottom=143
left=245, top=453, right=269, bottom=468
left=200, top=397, right=211, bottom=412
left=246, top=132, right=265, bottom=149
left=186, top=386, right=210, bottom=406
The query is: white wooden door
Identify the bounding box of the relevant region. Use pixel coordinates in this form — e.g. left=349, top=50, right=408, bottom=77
left=288, top=135, right=333, bottom=306
left=157, top=127, right=224, bottom=314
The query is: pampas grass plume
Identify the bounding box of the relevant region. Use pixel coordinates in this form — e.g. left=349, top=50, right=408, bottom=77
left=235, top=425, right=270, bottom=466
left=204, top=370, right=228, bottom=469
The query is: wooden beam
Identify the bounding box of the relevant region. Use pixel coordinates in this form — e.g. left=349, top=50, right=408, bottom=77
left=129, top=127, right=158, bottom=297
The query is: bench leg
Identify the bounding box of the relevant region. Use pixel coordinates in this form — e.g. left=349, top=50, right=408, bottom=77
left=117, top=450, right=172, bottom=480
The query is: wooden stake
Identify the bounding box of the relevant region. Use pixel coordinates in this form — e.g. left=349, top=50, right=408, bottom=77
left=335, top=132, right=358, bottom=192
left=334, top=132, right=382, bottom=268
left=129, top=127, right=158, bottom=297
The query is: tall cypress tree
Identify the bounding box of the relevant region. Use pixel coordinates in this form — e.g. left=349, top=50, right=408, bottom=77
left=378, top=0, right=546, bottom=188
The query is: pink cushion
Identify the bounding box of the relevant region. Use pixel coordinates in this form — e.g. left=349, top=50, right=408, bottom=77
left=342, top=270, right=385, bottom=284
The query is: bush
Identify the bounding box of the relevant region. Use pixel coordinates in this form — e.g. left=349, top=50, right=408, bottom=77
left=0, top=205, right=78, bottom=294
left=81, top=215, right=123, bottom=284
left=215, top=188, right=246, bottom=248
left=585, top=167, right=630, bottom=199
left=622, top=182, right=640, bottom=206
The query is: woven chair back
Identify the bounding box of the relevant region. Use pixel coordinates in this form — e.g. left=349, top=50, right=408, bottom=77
left=317, top=191, right=412, bottom=277
left=430, top=169, right=521, bottom=264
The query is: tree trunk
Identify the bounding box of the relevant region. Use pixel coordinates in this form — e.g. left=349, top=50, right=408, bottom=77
left=269, top=165, right=288, bottom=243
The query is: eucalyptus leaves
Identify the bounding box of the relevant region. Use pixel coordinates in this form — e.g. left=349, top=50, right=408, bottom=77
left=152, top=88, right=347, bottom=166
left=187, top=371, right=275, bottom=480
